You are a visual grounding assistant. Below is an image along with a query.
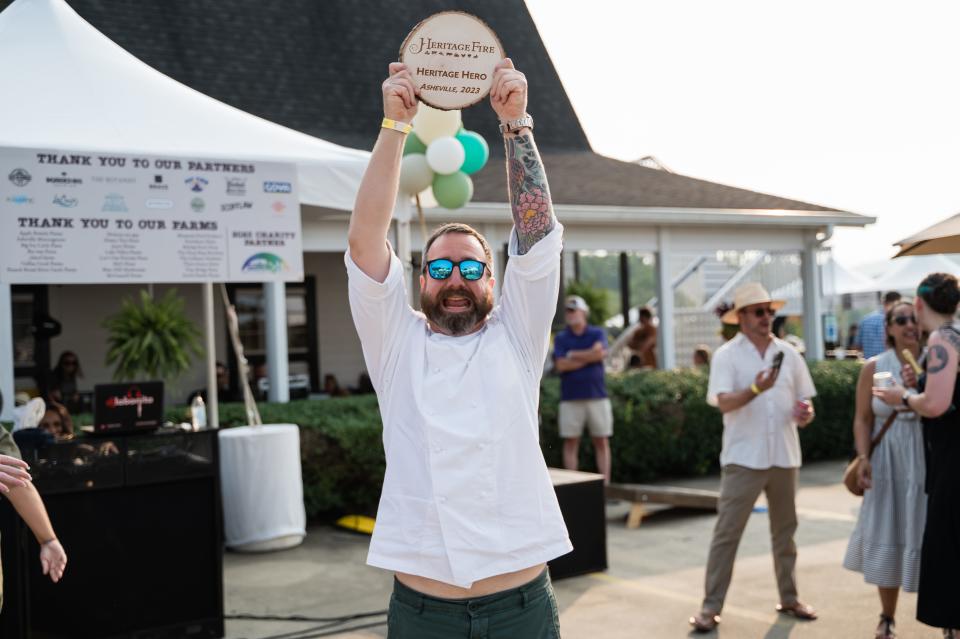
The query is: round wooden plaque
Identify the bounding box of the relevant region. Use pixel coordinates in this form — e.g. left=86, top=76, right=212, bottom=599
left=399, top=11, right=505, bottom=111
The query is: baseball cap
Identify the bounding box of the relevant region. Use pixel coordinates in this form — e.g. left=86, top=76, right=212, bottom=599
left=565, top=295, right=589, bottom=312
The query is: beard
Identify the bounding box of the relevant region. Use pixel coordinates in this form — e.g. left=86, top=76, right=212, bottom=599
left=421, top=284, right=493, bottom=336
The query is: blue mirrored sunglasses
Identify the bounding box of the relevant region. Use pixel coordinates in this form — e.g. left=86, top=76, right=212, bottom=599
left=426, top=258, right=487, bottom=281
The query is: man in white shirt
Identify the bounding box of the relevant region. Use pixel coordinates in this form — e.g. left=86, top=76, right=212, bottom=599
left=690, top=283, right=817, bottom=632
left=345, top=59, right=571, bottom=638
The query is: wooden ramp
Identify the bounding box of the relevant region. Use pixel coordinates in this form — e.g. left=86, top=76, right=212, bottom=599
left=606, top=483, right=720, bottom=529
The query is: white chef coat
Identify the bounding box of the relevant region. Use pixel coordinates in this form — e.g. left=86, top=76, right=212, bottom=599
left=345, top=224, right=572, bottom=588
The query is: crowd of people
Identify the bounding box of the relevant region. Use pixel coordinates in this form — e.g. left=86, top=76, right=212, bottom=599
left=549, top=278, right=959, bottom=637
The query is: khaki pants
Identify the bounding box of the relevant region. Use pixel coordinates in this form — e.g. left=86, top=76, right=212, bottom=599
left=702, top=464, right=799, bottom=612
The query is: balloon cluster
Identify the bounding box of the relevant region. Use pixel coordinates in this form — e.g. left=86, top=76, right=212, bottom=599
left=399, top=104, right=490, bottom=209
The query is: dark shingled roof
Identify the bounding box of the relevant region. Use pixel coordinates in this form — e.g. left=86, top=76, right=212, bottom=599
left=51, top=0, right=846, bottom=213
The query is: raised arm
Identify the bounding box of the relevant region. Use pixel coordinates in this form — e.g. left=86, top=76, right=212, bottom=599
left=348, top=63, right=419, bottom=282
left=491, top=59, right=557, bottom=254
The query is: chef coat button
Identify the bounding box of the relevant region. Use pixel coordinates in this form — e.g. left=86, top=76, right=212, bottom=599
left=480, top=491, right=488, bottom=498
left=439, top=496, right=447, bottom=504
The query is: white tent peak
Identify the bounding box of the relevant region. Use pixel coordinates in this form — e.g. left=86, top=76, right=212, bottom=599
left=0, top=0, right=369, bottom=210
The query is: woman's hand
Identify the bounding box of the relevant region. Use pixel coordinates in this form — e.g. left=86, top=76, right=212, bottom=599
left=857, top=457, right=872, bottom=490
left=39, top=538, right=67, bottom=583
left=872, top=383, right=905, bottom=407
left=901, top=363, right=918, bottom=389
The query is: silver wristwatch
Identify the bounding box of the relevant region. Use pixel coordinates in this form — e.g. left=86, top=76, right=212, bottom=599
left=498, top=114, right=534, bottom=135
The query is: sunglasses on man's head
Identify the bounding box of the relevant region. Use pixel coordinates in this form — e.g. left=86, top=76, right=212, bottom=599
left=426, top=258, right=486, bottom=281
left=892, top=315, right=916, bottom=326
left=742, top=307, right=777, bottom=318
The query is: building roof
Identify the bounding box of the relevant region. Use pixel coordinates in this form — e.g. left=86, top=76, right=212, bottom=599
left=473, top=151, right=847, bottom=212
left=50, top=0, right=861, bottom=216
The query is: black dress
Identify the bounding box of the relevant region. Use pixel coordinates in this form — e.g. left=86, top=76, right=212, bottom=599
left=917, top=327, right=960, bottom=629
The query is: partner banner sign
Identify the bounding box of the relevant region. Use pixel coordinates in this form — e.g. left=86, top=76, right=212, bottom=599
left=0, top=146, right=303, bottom=283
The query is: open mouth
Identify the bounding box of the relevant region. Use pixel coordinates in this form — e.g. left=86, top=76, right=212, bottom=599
left=442, top=296, right=473, bottom=313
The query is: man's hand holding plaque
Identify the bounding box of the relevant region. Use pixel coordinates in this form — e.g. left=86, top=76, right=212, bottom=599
left=382, top=62, right=419, bottom=124
left=490, top=58, right=528, bottom=125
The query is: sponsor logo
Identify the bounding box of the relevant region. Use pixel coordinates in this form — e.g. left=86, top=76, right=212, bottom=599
left=6, top=195, right=33, bottom=205
left=241, top=252, right=288, bottom=273
left=149, top=175, right=169, bottom=191
left=46, top=171, right=83, bottom=186
left=8, top=168, right=31, bottom=187
left=190, top=197, right=205, bottom=212
left=185, top=176, right=209, bottom=192
left=145, top=198, right=174, bottom=210
left=271, top=201, right=286, bottom=214
left=53, top=194, right=79, bottom=208
left=102, top=193, right=128, bottom=212
left=226, top=177, right=247, bottom=196
left=105, top=386, right=156, bottom=418
left=263, top=180, right=292, bottom=193
left=91, top=175, right=136, bottom=184
left=221, top=201, right=253, bottom=212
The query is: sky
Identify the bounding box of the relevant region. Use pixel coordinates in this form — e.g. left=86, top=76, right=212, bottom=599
left=523, top=0, right=960, bottom=268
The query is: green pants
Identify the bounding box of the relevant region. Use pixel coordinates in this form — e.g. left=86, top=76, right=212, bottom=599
left=387, top=569, right=562, bottom=638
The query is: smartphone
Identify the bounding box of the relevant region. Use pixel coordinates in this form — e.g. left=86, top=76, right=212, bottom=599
left=771, top=351, right=785, bottom=374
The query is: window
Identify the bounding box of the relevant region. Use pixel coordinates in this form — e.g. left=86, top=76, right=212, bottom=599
left=226, top=278, right=319, bottom=394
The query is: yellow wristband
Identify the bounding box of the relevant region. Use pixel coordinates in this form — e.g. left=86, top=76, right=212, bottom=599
left=381, top=118, right=413, bottom=135
left=750, top=383, right=762, bottom=395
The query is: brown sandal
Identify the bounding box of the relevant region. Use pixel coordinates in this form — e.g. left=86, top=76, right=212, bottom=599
left=776, top=601, right=818, bottom=620
left=689, top=611, right=721, bottom=632
left=876, top=615, right=895, bottom=639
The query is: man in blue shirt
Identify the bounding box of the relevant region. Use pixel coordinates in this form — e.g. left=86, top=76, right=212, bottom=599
left=553, top=296, right=612, bottom=485
left=856, top=291, right=901, bottom=359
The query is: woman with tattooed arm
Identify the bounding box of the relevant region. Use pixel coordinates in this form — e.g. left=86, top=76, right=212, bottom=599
left=874, top=272, right=960, bottom=638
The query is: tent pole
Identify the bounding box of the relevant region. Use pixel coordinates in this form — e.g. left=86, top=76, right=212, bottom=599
left=0, top=283, right=14, bottom=423
left=203, top=282, right=219, bottom=428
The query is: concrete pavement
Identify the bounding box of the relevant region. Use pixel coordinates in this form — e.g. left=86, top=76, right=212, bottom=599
left=224, top=460, right=940, bottom=638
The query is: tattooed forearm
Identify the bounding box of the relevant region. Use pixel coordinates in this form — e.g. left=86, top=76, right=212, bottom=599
left=505, top=132, right=556, bottom=254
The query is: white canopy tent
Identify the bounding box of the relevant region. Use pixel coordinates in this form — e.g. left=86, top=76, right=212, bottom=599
left=875, top=253, right=960, bottom=293
left=0, top=0, right=371, bottom=421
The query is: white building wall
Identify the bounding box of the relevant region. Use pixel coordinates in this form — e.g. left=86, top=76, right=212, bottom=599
left=305, top=252, right=366, bottom=390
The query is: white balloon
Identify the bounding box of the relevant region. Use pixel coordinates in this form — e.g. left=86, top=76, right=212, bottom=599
left=426, top=137, right=466, bottom=175
left=399, top=153, right=434, bottom=195
left=413, top=104, right=461, bottom=144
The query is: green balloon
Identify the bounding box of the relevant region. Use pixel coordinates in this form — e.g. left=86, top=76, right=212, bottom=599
left=432, top=171, right=474, bottom=209
left=403, top=132, right=427, bottom=156
left=456, top=131, right=489, bottom=175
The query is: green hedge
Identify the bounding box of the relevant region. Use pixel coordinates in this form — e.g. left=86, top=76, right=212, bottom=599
left=539, top=360, right=861, bottom=482
left=67, top=361, right=859, bottom=520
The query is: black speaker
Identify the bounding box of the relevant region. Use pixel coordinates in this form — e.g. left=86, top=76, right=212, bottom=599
left=0, top=430, right=224, bottom=639
left=548, top=469, right=608, bottom=580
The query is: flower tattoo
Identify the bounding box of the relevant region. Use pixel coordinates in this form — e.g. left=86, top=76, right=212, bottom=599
left=505, top=133, right=555, bottom=254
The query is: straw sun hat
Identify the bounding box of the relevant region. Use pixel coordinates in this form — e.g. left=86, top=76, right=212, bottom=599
left=721, top=283, right=786, bottom=325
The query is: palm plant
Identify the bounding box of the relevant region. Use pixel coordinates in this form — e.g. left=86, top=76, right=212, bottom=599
left=103, top=289, right=203, bottom=381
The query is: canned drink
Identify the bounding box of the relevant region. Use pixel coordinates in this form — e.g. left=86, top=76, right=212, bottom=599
left=873, top=371, right=894, bottom=388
